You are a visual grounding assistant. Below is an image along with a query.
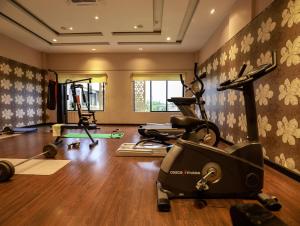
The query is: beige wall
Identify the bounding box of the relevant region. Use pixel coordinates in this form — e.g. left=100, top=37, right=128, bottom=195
left=198, top=0, right=274, bottom=63
left=0, top=33, right=42, bottom=68
left=46, top=53, right=195, bottom=124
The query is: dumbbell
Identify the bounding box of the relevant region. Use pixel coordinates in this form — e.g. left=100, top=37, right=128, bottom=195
left=67, top=141, right=80, bottom=149
left=0, top=143, right=58, bottom=182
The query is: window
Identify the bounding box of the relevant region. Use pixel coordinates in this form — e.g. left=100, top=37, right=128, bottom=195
left=133, top=78, right=184, bottom=112
left=66, top=82, right=105, bottom=111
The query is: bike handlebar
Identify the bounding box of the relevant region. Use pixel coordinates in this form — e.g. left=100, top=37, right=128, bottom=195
left=217, top=51, right=277, bottom=91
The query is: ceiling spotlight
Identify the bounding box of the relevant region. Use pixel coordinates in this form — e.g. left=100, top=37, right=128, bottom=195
left=94, top=16, right=99, bottom=20
left=138, top=48, right=143, bottom=51
left=166, top=37, right=171, bottom=41
left=92, top=48, right=96, bottom=51
left=210, top=8, right=216, bottom=14
left=52, top=38, right=57, bottom=42
left=133, top=24, right=143, bottom=29
left=69, top=27, right=73, bottom=30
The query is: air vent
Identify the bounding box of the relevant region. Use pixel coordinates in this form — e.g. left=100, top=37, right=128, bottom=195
left=68, top=0, right=99, bottom=6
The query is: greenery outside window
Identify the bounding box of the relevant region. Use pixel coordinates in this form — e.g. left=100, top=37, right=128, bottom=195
left=133, top=73, right=184, bottom=112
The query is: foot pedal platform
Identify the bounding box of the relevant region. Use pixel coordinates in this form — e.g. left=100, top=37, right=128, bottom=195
left=116, top=143, right=167, bottom=157
left=230, top=203, right=287, bottom=226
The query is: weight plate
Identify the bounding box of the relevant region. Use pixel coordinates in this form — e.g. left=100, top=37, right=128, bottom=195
left=0, top=160, right=15, bottom=182
left=43, top=143, right=58, bottom=158
left=2, top=127, right=13, bottom=135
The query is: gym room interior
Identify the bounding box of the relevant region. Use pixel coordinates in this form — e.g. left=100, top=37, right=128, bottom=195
left=0, top=0, right=299, bottom=225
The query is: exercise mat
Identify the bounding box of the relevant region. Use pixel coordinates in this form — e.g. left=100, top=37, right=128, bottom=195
left=0, top=158, right=70, bottom=175
left=63, top=132, right=124, bottom=139
left=0, top=134, right=20, bottom=140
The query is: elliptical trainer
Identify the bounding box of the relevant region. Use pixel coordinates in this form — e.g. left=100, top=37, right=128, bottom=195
left=138, top=63, right=221, bottom=147
left=156, top=52, right=277, bottom=212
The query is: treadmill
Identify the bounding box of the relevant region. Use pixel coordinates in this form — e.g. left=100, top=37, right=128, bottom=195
left=138, top=97, right=198, bottom=137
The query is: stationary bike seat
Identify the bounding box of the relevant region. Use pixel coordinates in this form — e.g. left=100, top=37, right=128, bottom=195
left=170, top=116, right=202, bottom=130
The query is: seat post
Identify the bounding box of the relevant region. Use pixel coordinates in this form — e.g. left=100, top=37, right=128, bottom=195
left=243, top=84, right=259, bottom=142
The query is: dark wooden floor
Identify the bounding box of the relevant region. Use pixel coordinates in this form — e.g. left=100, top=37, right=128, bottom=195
left=0, top=126, right=299, bottom=226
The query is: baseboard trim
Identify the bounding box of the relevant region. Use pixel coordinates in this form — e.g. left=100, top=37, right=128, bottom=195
left=264, top=159, right=300, bottom=182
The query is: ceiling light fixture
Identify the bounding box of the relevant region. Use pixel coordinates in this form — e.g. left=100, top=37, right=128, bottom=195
left=166, top=37, right=171, bottom=41
left=138, top=48, right=143, bottom=51
left=133, top=24, right=143, bottom=29
left=69, top=27, right=73, bottom=30
left=210, top=8, right=216, bottom=15
left=92, top=48, right=96, bottom=51
left=52, top=38, right=57, bottom=42
left=94, top=16, right=99, bottom=20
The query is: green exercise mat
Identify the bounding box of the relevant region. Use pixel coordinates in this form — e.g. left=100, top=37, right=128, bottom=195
left=63, top=132, right=124, bottom=139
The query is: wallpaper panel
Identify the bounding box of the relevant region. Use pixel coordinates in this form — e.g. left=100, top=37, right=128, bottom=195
left=199, top=0, right=300, bottom=175
left=0, top=56, right=47, bottom=129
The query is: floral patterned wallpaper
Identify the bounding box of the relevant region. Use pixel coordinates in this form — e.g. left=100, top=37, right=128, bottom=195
left=199, top=0, right=300, bottom=175
left=0, top=56, right=47, bottom=129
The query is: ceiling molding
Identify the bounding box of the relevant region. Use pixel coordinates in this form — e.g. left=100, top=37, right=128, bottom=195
left=176, top=0, right=199, bottom=41
left=0, top=12, right=51, bottom=44
left=52, top=42, right=109, bottom=46
left=112, top=31, right=161, bottom=36
left=0, top=12, right=109, bottom=46
left=118, top=41, right=181, bottom=45
left=9, top=0, right=104, bottom=36
left=153, top=0, right=163, bottom=31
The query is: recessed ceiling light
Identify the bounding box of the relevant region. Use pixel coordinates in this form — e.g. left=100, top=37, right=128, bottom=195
left=94, top=16, right=99, bottom=20
left=92, top=48, right=96, bottom=51
left=69, top=27, right=73, bottom=30
left=210, top=8, right=216, bottom=14
left=133, top=24, right=143, bottom=29
left=52, top=38, right=57, bottom=42
left=166, top=37, right=171, bottom=41
left=138, top=48, right=143, bottom=51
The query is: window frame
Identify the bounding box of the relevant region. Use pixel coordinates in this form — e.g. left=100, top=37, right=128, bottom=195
left=133, top=80, right=185, bottom=112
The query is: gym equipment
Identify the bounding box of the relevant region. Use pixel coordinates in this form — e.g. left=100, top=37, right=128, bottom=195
left=230, top=203, right=287, bottom=226
left=257, top=193, right=282, bottom=211
left=139, top=63, right=220, bottom=147
left=156, top=52, right=278, bottom=212
left=51, top=78, right=99, bottom=148
left=138, top=68, right=199, bottom=138
left=0, top=127, right=14, bottom=135
left=67, top=141, right=80, bottom=149
left=70, top=81, right=97, bottom=126
left=0, top=127, right=38, bottom=135
left=116, top=143, right=167, bottom=157
left=0, top=144, right=58, bottom=182
left=48, top=70, right=98, bottom=128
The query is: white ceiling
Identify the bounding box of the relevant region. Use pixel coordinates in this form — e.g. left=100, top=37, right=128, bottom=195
left=0, top=0, right=237, bottom=53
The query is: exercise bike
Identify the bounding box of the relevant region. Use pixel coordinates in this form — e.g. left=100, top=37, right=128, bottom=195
left=138, top=63, right=220, bottom=147
left=156, top=52, right=278, bottom=212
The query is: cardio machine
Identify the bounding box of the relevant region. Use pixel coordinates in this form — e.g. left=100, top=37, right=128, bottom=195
left=156, top=52, right=277, bottom=212
left=138, top=63, right=220, bottom=147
